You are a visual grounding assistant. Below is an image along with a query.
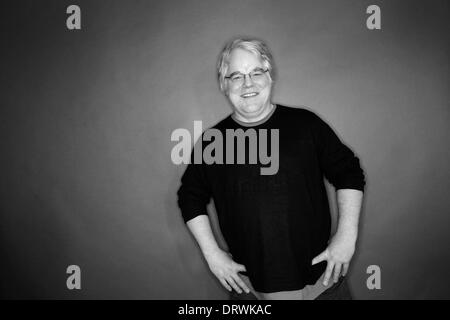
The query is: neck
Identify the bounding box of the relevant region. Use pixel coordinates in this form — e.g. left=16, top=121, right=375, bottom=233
left=232, top=103, right=274, bottom=124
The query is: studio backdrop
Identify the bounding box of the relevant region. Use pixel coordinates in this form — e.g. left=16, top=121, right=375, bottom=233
left=1, top=0, right=449, bottom=299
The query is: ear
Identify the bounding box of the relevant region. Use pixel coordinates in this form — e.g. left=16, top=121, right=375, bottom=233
left=223, top=83, right=231, bottom=96
left=265, top=68, right=274, bottom=84
left=219, top=81, right=227, bottom=95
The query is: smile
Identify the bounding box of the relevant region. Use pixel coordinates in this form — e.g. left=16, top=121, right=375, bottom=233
left=241, top=92, right=259, bottom=98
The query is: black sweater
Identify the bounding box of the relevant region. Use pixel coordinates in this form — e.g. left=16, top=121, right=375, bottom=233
left=177, top=105, right=365, bottom=293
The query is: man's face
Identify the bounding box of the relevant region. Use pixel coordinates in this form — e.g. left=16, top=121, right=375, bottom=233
left=225, top=48, right=273, bottom=122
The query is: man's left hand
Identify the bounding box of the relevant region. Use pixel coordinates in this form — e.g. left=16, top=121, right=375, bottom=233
left=311, top=231, right=356, bottom=286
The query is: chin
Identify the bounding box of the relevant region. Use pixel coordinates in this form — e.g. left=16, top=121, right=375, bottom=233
left=242, top=104, right=262, bottom=114
left=242, top=98, right=265, bottom=109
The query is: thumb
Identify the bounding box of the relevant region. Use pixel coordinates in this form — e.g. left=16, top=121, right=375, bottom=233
left=235, top=264, right=247, bottom=272
left=312, top=251, right=328, bottom=265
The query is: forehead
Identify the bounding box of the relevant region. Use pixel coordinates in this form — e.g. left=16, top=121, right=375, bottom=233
left=227, top=48, right=264, bottom=73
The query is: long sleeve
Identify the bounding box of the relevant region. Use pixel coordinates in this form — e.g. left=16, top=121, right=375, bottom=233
left=177, top=160, right=212, bottom=223
left=311, top=113, right=366, bottom=191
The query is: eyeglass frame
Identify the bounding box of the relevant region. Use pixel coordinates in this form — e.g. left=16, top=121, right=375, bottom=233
left=224, top=68, right=270, bottom=86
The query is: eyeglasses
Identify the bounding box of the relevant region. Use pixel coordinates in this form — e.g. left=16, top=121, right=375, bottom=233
left=225, top=68, right=269, bottom=86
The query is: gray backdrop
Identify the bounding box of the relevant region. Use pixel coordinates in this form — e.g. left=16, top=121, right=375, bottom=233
left=1, top=0, right=449, bottom=299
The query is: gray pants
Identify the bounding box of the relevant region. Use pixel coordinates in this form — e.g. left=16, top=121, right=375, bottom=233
left=230, top=276, right=352, bottom=300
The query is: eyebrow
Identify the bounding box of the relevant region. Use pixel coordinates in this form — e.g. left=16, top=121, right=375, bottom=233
left=226, top=67, right=266, bottom=78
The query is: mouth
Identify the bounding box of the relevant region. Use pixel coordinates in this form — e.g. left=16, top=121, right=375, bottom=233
left=240, top=92, right=259, bottom=98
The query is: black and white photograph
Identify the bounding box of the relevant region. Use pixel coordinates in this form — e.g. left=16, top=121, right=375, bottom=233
left=1, top=0, right=449, bottom=304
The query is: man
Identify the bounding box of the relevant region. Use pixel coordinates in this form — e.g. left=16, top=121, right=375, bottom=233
left=177, top=38, right=365, bottom=300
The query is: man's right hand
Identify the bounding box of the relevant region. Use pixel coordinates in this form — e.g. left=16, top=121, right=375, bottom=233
left=204, top=248, right=250, bottom=294
left=185, top=215, right=250, bottom=294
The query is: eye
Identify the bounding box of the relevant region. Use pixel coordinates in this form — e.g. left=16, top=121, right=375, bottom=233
left=231, top=74, right=244, bottom=82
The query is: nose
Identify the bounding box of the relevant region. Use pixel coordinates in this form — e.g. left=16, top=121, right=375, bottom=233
left=243, top=74, right=254, bottom=87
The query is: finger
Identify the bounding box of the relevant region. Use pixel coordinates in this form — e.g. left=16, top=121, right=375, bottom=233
left=231, top=273, right=250, bottom=294
left=235, top=264, right=247, bottom=273
left=219, top=278, right=232, bottom=292
left=342, top=263, right=349, bottom=277
left=333, top=263, right=342, bottom=283
left=226, top=277, right=242, bottom=294
left=312, top=251, right=327, bottom=265
left=323, top=262, right=334, bottom=286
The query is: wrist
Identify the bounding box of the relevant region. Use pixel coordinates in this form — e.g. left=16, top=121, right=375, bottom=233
left=335, top=227, right=358, bottom=243
left=202, top=245, right=221, bottom=259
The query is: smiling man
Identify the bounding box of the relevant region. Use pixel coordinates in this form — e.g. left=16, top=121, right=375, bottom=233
left=177, top=38, right=365, bottom=300
left=222, top=47, right=274, bottom=123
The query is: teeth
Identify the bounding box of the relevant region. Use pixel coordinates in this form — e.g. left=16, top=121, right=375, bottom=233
left=242, top=93, right=258, bottom=98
